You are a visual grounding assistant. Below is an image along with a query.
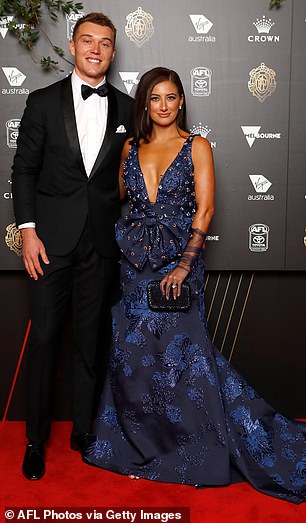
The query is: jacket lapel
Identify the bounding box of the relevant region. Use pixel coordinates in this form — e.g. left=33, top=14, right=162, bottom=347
left=61, top=75, right=86, bottom=175
left=88, top=83, right=118, bottom=180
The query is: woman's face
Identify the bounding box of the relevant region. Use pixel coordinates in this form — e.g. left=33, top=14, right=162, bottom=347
left=149, top=80, right=183, bottom=127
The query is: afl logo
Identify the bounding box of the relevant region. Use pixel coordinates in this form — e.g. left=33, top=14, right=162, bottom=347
left=191, top=67, right=212, bottom=96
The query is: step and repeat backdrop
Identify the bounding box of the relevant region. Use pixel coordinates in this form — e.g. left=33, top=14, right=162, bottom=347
left=0, top=0, right=305, bottom=270
left=1, top=1, right=306, bottom=421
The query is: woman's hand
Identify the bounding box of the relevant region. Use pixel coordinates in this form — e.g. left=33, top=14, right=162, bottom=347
left=160, top=266, right=189, bottom=300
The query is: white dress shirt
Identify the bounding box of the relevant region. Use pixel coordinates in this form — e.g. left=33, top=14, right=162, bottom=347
left=71, top=70, right=108, bottom=176
left=19, top=70, right=108, bottom=230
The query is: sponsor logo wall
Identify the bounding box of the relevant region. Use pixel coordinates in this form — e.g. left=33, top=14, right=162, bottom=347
left=0, top=0, right=305, bottom=270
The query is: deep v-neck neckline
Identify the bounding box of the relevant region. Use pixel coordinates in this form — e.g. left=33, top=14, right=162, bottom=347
left=136, top=136, right=190, bottom=205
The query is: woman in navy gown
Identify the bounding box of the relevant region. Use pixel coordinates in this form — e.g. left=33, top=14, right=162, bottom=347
left=84, top=67, right=306, bottom=504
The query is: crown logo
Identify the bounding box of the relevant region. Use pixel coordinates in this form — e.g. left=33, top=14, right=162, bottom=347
left=190, top=123, right=211, bottom=138
left=253, top=16, right=274, bottom=34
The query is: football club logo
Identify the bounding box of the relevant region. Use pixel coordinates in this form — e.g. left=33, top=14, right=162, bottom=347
left=2, top=67, right=26, bottom=86
left=5, top=223, right=22, bottom=256
left=119, top=72, right=139, bottom=95
left=190, top=67, right=212, bottom=96
left=125, top=7, right=154, bottom=48
left=6, top=119, right=20, bottom=148
left=0, top=16, right=14, bottom=38
left=249, top=224, right=269, bottom=252
left=189, top=15, right=213, bottom=34
left=248, top=63, right=276, bottom=102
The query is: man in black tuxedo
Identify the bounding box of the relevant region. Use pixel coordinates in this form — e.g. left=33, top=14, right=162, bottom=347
left=12, top=12, right=134, bottom=480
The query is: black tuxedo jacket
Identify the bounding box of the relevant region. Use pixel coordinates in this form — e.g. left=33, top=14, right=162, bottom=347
left=12, top=75, right=134, bottom=257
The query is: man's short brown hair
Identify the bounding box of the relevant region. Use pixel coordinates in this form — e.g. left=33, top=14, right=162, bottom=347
left=72, top=12, right=117, bottom=45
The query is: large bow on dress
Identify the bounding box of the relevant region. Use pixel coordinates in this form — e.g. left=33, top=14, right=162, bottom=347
left=116, top=208, right=190, bottom=270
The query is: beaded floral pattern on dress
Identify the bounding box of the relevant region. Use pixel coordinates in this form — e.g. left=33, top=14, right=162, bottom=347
left=85, top=135, right=306, bottom=504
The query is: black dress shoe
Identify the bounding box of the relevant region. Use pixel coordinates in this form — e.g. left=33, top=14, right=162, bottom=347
left=22, top=443, right=45, bottom=480
left=70, top=433, right=92, bottom=453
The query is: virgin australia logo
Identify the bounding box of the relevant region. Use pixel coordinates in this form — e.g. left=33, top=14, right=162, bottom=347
left=2, top=67, right=26, bottom=86
left=188, top=14, right=215, bottom=43
left=125, top=7, right=154, bottom=48
left=189, top=15, right=213, bottom=33
left=119, top=72, right=139, bottom=95
left=249, top=174, right=272, bottom=193
left=248, top=174, right=274, bottom=201
left=248, top=15, right=279, bottom=43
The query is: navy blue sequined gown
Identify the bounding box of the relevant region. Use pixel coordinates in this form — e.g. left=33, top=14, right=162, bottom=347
left=85, top=135, right=306, bottom=503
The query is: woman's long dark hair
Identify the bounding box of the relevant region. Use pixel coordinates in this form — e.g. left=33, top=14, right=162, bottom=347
left=133, top=67, right=188, bottom=145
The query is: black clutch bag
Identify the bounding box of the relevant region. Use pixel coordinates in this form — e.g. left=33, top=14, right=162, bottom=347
left=147, top=280, right=191, bottom=312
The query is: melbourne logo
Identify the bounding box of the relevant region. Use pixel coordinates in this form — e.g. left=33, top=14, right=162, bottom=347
left=190, top=123, right=216, bottom=148
left=66, top=12, right=85, bottom=39
left=0, top=16, right=35, bottom=39
left=248, top=63, right=276, bottom=102
left=188, top=14, right=215, bottom=43
left=249, top=224, right=269, bottom=252
left=5, top=223, right=22, bottom=257
left=125, top=7, right=154, bottom=48
left=119, top=72, right=139, bottom=95
left=248, top=174, right=274, bottom=201
left=6, top=118, right=20, bottom=148
left=241, top=126, right=281, bottom=148
left=248, top=15, right=279, bottom=43
left=2, top=67, right=26, bottom=86
left=0, top=16, right=14, bottom=38
left=190, top=67, right=212, bottom=96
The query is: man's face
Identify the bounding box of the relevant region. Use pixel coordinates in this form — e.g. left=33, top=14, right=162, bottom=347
left=69, top=22, right=116, bottom=86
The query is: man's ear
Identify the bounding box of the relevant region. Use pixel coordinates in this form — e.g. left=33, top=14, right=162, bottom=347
left=111, top=48, right=116, bottom=63
left=69, top=39, right=75, bottom=57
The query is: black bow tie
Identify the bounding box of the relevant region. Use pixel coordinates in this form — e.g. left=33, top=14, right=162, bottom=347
left=81, top=83, right=108, bottom=100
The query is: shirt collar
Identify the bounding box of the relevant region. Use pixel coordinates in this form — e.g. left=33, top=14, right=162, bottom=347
left=72, top=70, right=107, bottom=98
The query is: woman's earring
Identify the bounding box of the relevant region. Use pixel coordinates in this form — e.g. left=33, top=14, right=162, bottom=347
left=179, top=105, right=182, bottom=110
left=144, top=107, right=148, bottom=112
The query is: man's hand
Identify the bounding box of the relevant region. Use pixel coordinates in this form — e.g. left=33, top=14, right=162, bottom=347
left=21, top=228, right=50, bottom=280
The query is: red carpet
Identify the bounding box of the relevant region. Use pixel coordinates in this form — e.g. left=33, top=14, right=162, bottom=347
left=0, top=422, right=305, bottom=522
